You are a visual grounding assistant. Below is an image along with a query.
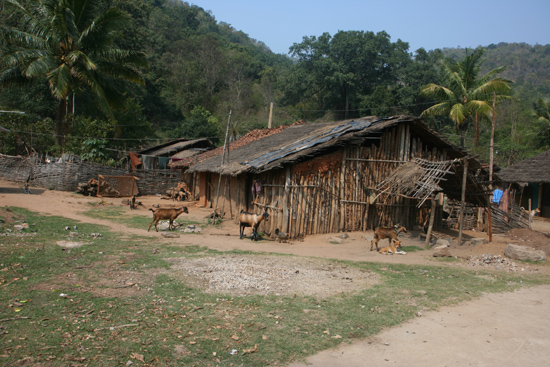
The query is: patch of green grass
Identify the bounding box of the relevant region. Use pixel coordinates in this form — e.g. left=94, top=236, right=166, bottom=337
left=83, top=206, right=201, bottom=231
left=1, top=207, right=549, bottom=366
left=401, top=245, right=424, bottom=252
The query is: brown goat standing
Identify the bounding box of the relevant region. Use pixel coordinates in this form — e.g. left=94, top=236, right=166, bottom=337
left=370, top=225, right=407, bottom=251
left=239, top=210, right=269, bottom=240
left=148, top=206, right=189, bottom=232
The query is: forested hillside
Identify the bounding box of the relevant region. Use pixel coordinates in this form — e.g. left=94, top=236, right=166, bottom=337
left=0, top=0, right=548, bottom=168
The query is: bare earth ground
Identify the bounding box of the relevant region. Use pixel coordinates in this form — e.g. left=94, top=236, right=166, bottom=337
left=2, top=179, right=550, bottom=366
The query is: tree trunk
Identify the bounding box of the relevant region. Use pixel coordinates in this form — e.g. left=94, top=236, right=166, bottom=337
left=474, top=113, right=479, bottom=147
left=55, top=99, right=67, bottom=146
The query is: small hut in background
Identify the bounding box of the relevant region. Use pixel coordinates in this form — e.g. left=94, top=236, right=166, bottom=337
left=169, top=124, right=297, bottom=203
left=186, top=115, right=490, bottom=239
left=134, top=138, right=215, bottom=170
left=498, top=149, right=550, bottom=218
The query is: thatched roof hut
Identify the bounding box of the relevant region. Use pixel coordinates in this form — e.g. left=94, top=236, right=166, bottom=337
left=498, top=149, right=550, bottom=218
left=499, top=149, right=550, bottom=183
left=189, top=115, right=489, bottom=237
left=135, top=138, right=215, bottom=170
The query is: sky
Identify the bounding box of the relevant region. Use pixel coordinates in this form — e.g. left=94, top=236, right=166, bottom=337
left=191, top=0, right=550, bottom=55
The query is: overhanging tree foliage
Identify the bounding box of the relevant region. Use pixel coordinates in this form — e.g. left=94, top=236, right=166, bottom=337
left=0, top=0, right=147, bottom=146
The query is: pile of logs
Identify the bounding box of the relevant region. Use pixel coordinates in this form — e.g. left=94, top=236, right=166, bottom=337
left=162, top=182, right=191, bottom=201
left=77, top=178, right=98, bottom=196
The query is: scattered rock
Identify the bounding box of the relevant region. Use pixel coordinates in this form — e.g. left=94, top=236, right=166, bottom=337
left=433, top=247, right=452, bottom=257
left=14, top=223, right=29, bottom=231
left=161, top=232, right=180, bottom=238
left=183, top=225, right=201, bottom=233
left=435, top=238, right=451, bottom=248
left=504, top=244, right=546, bottom=262
left=57, top=240, right=87, bottom=248
left=470, top=238, right=487, bottom=246
left=466, top=254, right=518, bottom=271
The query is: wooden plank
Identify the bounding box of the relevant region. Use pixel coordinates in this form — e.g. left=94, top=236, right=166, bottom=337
left=282, top=167, right=291, bottom=234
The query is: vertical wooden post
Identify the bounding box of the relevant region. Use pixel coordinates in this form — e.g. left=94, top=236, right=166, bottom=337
left=339, top=149, right=347, bottom=231
left=425, top=194, right=437, bottom=246
left=457, top=158, right=469, bottom=246
left=282, top=167, right=291, bottom=233
left=213, top=110, right=232, bottom=222
left=268, top=102, right=274, bottom=128
left=487, top=91, right=496, bottom=242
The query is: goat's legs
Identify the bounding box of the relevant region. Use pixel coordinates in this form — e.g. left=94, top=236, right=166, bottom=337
left=148, top=219, right=158, bottom=232
left=370, top=237, right=379, bottom=251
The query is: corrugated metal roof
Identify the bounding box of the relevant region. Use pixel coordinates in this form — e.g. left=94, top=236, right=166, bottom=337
left=244, top=118, right=380, bottom=168
left=186, top=115, right=465, bottom=176
left=138, top=138, right=214, bottom=157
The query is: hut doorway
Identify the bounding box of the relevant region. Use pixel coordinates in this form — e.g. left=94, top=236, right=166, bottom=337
left=542, top=184, right=550, bottom=218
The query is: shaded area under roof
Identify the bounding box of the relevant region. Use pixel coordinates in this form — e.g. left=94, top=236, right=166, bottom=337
left=499, top=149, right=550, bottom=183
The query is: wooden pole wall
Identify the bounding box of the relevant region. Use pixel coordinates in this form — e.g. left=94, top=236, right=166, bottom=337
left=214, top=123, right=454, bottom=239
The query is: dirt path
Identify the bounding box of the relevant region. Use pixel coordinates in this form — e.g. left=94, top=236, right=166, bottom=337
left=288, top=285, right=550, bottom=367
left=2, top=180, right=550, bottom=366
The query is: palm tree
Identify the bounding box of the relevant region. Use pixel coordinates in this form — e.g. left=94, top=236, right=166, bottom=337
left=0, top=0, right=147, bottom=145
left=532, top=97, right=550, bottom=147
left=420, top=49, right=512, bottom=148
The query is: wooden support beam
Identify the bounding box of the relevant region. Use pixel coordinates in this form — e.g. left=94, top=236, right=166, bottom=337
left=425, top=194, right=437, bottom=246
left=457, top=158, right=469, bottom=246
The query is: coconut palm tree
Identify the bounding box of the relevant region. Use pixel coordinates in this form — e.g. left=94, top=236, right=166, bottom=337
left=532, top=97, right=550, bottom=147
left=420, top=48, right=512, bottom=148
left=0, top=0, right=147, bottom=145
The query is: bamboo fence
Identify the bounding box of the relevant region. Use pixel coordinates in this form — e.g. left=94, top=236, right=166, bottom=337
left=0, top=154, right=181, bottom=196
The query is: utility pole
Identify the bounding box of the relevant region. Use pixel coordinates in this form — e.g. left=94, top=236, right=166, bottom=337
left=268, top=102, right=273, bottom=128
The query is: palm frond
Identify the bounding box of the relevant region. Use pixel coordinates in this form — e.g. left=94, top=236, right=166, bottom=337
left=420, top=102, right=451, bottom=117
left=449, top=103, right=467, bottom=126
left=420, top=83, right=455, bottom=101
left=47, top=63, right=72, bottom=99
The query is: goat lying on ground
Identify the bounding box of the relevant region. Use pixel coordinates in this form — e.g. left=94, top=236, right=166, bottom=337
left=148, top=206, right=189, bottom=232
left=370, top=225, right=407, bottom=251
left=239, top=210, right=269, bottom=240
left=378, top=240, right=402, bottom=255
left=274, top=228, right=288, bottom=243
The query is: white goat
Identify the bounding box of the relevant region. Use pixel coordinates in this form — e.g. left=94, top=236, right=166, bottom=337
left=239, top=210, right=269, bottom=240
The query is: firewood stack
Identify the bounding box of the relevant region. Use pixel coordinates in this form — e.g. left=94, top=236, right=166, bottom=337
left=77, top=178, right=98, bottom=196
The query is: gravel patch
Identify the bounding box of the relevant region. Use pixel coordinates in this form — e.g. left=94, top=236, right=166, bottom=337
left=167, top=254, right=380, bottom=298
left=465, top=254, right=538, bottom=272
